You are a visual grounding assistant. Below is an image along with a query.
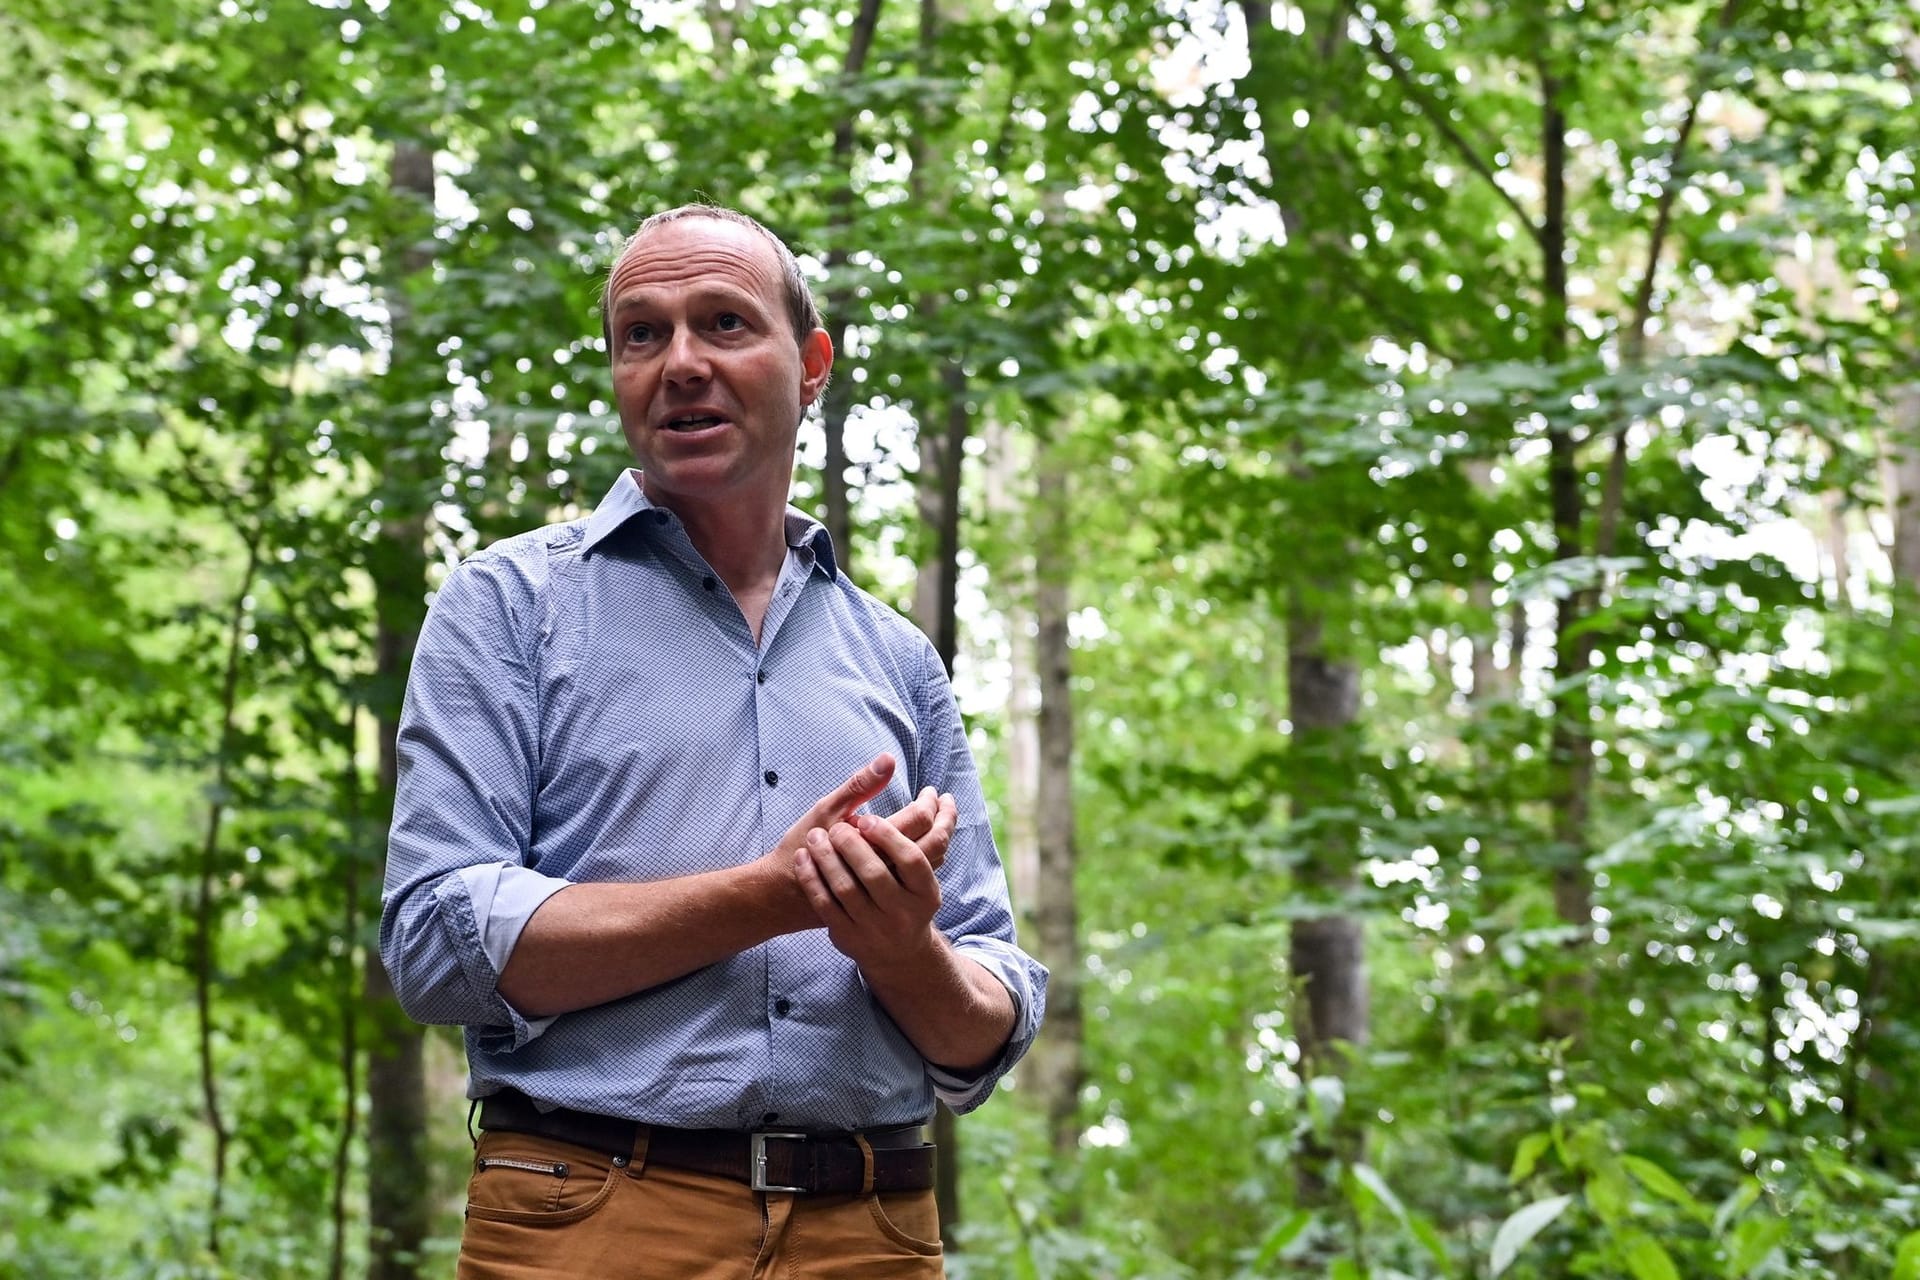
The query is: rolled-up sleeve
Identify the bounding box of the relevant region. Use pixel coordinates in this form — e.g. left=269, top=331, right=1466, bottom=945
left=378, top=552, right=568, bottom=1051
left=911, top=643, right=1050, bottom=1113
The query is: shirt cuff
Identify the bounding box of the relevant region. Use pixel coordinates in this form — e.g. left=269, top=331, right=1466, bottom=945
left=927, top=942, right=1038, bottom=1112
left=452, top=862, right=572, bottom=1046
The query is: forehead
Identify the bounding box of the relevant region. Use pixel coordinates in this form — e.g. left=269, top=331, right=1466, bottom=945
left=607, top=217, right=786, bottom=311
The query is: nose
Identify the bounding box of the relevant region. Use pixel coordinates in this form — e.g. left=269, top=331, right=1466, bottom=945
left=662, top=327, right=709, bottom=387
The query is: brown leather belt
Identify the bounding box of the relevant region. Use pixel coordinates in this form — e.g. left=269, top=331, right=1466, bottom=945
left=477, top=1090, right=935, bottom=1194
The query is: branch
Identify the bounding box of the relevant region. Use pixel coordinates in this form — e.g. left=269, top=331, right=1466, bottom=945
left=193, top=120, right=317, bottom=1254
left=1597, top=0, right=1744, bottom=562
left=194, top=529, right=262, bottom=1258
left=830, top=0, right=886, bottom=167
left=1625, top=0, right=1742, bottom=358
left=328, top=700, right=363, bottom=1280
left=1354, top=16, right=1543, bottom=248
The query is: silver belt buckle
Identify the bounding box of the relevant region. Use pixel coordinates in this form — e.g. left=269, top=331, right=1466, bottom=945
left=750, top=1131, right=810, bottom=1193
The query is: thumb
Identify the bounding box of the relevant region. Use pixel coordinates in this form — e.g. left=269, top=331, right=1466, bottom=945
left=810, top=753, right=895, bottom=825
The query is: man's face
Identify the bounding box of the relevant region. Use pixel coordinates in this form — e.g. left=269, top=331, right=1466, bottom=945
left=605, top=217, right=832, bottom=518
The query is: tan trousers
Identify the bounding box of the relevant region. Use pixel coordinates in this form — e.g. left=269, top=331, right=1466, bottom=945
left=456, top=1128, right=945, bottom=1279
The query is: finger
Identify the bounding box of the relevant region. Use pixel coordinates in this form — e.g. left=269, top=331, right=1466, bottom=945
left=826, top=822, right=908, bottom=905
left=806, top=827, right=872, bottom=909
left=884, top=786, right=938, bottom=841
left=793, top=843, right=852, bottom=927
left=800, top=754, right=895, bottom=832
left=912, top=794, right=958, bottom=872
left=855, top=812, right=943, bottom=899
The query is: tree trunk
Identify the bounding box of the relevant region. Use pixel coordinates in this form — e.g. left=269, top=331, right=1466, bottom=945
left=1462, top=458, right=1513, bottom=706
left=1537, top=56, right=1596, bottom=1044
left=1237, top=0, right=1371, bottom=1206
left=1822, top=486, right=1852, bottom=612
left=1855, top=385, right=1920, bottom=1166
left=814, top=0, right=885, bottom=570
left=1029, top=445, right=1085, bottom=1186
left=985, top=418, right=1042, bottom=915
left=364, top=138, right=436, bottom=1280
left=908, top=360, right=971, bottom=1241
left=1284, top=584, right=1367, bottom=1205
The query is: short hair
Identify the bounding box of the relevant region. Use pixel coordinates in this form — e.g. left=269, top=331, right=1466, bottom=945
left=600, top=203, right=824, bottom=350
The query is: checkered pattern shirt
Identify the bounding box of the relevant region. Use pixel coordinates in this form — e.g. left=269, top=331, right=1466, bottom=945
left=379, top=471, right=1046, bottom=1129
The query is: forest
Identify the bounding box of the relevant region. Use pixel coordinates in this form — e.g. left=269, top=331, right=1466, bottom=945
left=3, top=0, right=1919, bottom=1276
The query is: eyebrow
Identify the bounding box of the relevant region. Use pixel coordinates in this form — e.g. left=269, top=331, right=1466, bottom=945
left=609, top=283, right=767, bottom=317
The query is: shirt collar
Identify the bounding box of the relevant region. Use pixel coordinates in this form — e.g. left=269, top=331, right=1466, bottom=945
left=580, top=470, right=840, bottom=581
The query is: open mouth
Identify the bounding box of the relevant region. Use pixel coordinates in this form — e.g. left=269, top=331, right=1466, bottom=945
left=663, top=414, right=725, bottom=432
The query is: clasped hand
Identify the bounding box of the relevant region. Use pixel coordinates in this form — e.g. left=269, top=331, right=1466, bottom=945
left=773, top=753, right=956, bottom=967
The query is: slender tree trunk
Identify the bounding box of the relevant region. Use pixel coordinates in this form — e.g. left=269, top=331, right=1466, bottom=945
left=1029, top=445, right=1085, bottom=1184
left=908, top=361, right=970, bottom=1242
left=193, top=535, right=264, bottom=1257
left=1544, top=3, right=1735, bottom=1041
left=815, top=0, right=885, bottom=568
left=986, top=419, right=1041, bottom=914
left=912, top=366, right=968, bottom=665
left=1238, top=0, right=1370, bottom=1207
left=1284, top=576, right=1367, bottom=1208
left=330, top=705, right=364, bottom=1280
left=364, top=138, right=436, bottom=1280
left=701, top=0, right=738, bottom=61
left=1536, top=56, right=1596, bottom=1043
left=1855, top=387, right=1920, bottom=1165
left=1823, top=487, right=1853, bottom=612
left=1462, top=458, right=1512, bottom=706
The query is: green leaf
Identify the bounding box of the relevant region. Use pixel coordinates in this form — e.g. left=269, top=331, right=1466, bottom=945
left=1712, top=1181, right=1761, bottom=1236
left=1409, top=1212, right=1457, bottom=1277
left=1725, top=1215, right=1788, bottom=1278
left=1511, top=1132, right=1553, bottom=1183
left=1330, top=1259, right=1363, bottom=1280
left=1489, top=1194, right=1575, bottom=1278
left=1252, top=1210, right=1314, bottom=1266
left=1620, top=1154, right=1708, bottom=1221
left=1585, top=1165, right=1633, bottom=1226
left=1351, top=1162, right=1408, bottom=1224
left=1893, top=1230, right=1920, bottom=1280
left=1624, top=1234, right=1681, bottom=1280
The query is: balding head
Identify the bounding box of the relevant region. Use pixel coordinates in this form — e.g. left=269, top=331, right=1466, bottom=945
left=601, top=204, right=823, bottom=352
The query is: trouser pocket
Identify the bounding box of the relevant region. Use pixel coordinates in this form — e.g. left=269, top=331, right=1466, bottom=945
left=465, top=1130, right=623, bottom=1225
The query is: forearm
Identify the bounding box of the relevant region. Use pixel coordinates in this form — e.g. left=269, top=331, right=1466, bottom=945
left=499, top=857, right=815, bottom=1017
left=497, top=754, right=917, bottom=1019
left=859, top=930, right=1017, bottom=1074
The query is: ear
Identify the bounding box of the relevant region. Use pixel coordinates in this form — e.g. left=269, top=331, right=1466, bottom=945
left=798, top=327, right=834, bottom=407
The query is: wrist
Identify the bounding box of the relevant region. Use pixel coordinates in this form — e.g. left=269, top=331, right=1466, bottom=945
left=854, top=923, right=946, bottom=975
left=747, top=845, right=816, bottom=934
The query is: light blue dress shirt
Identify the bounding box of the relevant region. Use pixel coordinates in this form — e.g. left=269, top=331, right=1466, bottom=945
left=379, top=471, right=1046, bottom=1130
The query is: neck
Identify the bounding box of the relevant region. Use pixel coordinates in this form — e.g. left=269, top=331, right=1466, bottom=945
left=640, top=473, right=790, bottom=595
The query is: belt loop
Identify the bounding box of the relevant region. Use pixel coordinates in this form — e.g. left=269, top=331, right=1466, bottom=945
left=625, top=1124, right=652, bottom=1176
left=466, top=1098, right=479, bottom=1148
left=854, top=1133, right=875, bottom=1196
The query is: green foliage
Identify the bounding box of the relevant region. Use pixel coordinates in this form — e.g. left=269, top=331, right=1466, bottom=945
left=4, top=0, right=1920, bottom=1275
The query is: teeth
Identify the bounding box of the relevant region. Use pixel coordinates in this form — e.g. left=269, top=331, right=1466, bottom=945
left=667, top=415, right=721, bottom=430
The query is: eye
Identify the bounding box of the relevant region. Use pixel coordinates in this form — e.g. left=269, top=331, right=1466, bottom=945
left=624, top=323, right=653, bottom=344
left=715, top=313, right=745, bottom=332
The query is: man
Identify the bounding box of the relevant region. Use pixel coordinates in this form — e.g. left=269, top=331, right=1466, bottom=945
left=379, top=204, right=1046, bottom=1279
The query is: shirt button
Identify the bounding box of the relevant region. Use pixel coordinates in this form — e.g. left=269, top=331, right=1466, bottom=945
left=774, top=999, right=791, bottom=1018
left=763, top=1112, right=779, bottom=1124
left=764, top=770, right=778, bottom=786
left=757, top=669, right=768, bottom=684
left=650, top=510, right=669, bottom=526
left=702, top=575, right=717, bottom=591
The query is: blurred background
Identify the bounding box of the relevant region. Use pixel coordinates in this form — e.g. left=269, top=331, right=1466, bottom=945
left=4, top=0, right=1920, bottom=1276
